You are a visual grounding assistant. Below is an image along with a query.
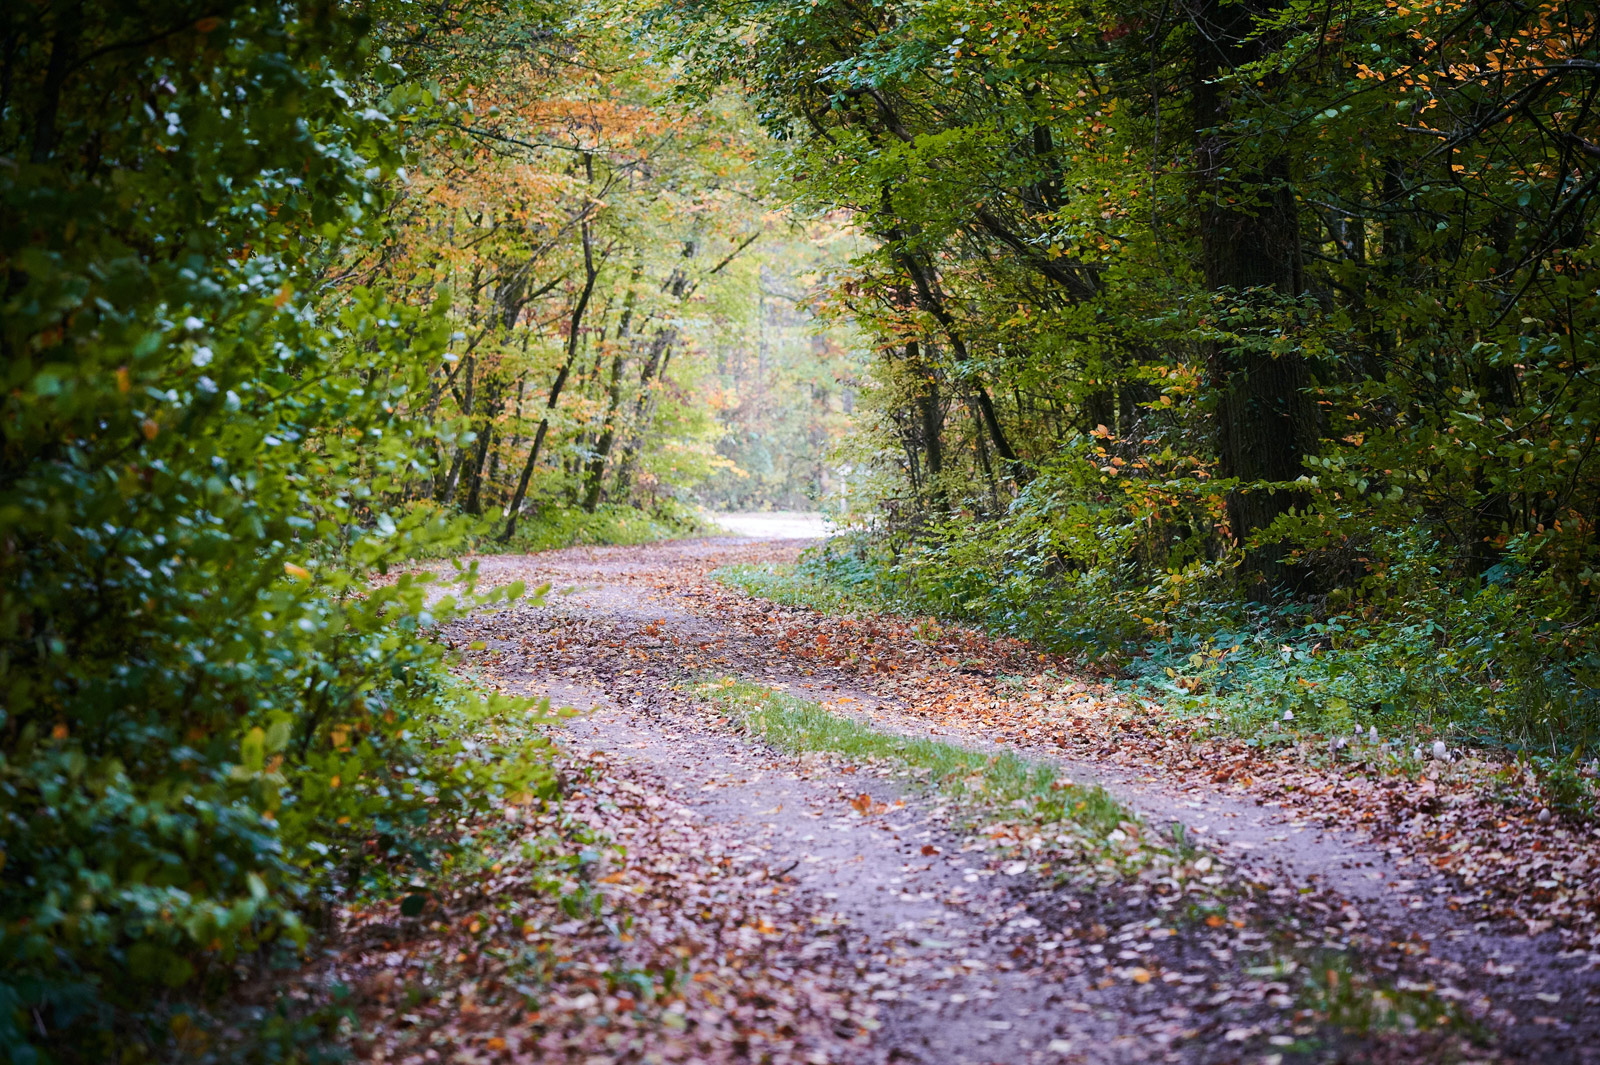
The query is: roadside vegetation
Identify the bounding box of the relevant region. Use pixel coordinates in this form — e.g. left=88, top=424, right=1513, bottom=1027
left=0, top=0, right=840, bottom=1059
left=656, top=0, right=1600, bottom=775
left=718, top=544, right=1600, bottom=815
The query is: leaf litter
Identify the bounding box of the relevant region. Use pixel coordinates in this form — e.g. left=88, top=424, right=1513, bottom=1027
left=278, top=535, right=1600, bottom=1063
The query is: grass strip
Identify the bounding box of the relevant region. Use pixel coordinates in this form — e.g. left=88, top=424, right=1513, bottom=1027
left=696, top=675, right=1134, bottom=859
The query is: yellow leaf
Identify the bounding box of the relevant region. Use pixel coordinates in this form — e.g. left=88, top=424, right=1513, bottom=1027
left=283, top=562, right=310, bottom=581
left=1130, top=967, right=1152, bottom=984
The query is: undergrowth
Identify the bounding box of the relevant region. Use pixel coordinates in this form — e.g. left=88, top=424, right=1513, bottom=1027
left=715, top=537, right=1600, bottom=813
left=406, top=500, right=708, bottom=559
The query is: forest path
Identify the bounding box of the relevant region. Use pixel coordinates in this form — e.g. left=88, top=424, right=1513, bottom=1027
left=442, top=534, right=1599, bottom=1064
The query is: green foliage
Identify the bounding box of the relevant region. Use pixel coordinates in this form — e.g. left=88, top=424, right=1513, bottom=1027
left=713, top=555, right=889, bottom=615
left=0, top=1, right=561, bottom=1059
left=407, top=499, right=708, bottom=558
left=652, top=0, right=1600, bottom=759
left=724, top=524, right=1600, bottom=766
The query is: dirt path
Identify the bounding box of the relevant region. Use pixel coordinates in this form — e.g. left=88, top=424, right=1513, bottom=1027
left=439, top=535, right=1599, bottom=1064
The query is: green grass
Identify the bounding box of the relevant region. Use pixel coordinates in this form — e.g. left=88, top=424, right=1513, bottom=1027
left=403, top=500, right=709, bottom=559
left=489, top=502, right=706, bottom=554
left=713, top=561, right=874, bottom=615
left=696, top=676, right=1129, bottom=849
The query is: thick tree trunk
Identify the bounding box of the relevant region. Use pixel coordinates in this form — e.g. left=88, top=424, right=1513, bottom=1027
left=1192, top=0, right=1318, bottom=588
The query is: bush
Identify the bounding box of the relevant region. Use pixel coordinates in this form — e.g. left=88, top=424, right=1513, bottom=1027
left=746, top=491, right=1599, bottom=763
left=0, top=2, right=556, bottom=1059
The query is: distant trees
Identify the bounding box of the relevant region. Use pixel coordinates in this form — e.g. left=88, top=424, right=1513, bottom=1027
left=367, top=34, right=779, bottom=536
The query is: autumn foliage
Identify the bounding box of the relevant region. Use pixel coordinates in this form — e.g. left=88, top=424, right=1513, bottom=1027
left=655, top=0, right=1600, bottom=756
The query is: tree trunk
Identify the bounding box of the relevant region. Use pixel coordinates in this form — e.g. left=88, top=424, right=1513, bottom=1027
left=894, top=247, right=1024, bottom=476
left=500, top=217, right=604, bottom=542
left=582, top=261, right=643, bottom=512
left=910, top=339, right=945, bottom=506
left=463, top=426, right=494, bottom=515
left=435, top=355, right=475, bottom=506
left=611, top=328, right=676, bottom=501
left=1192, top=0, right=1318, bottom=589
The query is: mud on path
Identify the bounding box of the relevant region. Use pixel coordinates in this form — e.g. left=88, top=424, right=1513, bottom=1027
left=441, top=535, right=1599, bottom=1064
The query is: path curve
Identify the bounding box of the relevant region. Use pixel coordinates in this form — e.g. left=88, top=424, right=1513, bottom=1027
left=448, top=534, right=1600, bottom=1064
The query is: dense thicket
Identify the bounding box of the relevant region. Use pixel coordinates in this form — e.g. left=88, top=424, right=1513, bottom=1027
left=0, top=3, right=572, bottom=1058
left=655, top=0, right=1600, bottom=753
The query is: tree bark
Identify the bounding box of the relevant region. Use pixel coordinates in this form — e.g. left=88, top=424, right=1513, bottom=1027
left=893, top=247, right=1025, bottom=476
left=611, top=328, right=675, bottom=501
left=1192, top=0, right=1318, bottom=588
left=435, top=355, right=475, bottom=506
left=582, top=261, right=642, bottom=512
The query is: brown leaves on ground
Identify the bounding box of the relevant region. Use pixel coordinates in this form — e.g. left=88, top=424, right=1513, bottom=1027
left=321, top=746, right=871, bottom=1063
left=448, top=539, right=1598, bottom=942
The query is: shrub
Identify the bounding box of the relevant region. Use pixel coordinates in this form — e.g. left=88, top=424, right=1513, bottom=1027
left=0, top=2, right=555, bottom=1059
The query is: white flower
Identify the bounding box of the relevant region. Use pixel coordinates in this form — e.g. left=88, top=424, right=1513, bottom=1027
left=191, top=346, right=213, bottom=367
